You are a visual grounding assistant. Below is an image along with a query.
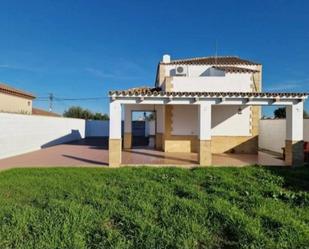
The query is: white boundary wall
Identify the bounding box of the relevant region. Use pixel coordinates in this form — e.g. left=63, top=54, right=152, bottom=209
left=0, top=113, right=86, bottom=159
left=0, top=113, right=115, bottom=159
left=259, top=119, right=309, bottom=153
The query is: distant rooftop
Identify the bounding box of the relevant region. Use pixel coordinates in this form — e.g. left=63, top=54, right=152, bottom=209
left=32, top=108, right=61, bottom=117
left=161, top=55, right=261, bottom=66
left=0, top=83, right=36, bottom=99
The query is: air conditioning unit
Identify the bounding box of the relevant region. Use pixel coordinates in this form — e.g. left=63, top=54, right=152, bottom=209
left=175, top=65, right=188, bottom=76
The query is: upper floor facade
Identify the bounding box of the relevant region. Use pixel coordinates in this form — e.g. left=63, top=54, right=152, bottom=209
left=0, top=83, right=35, bottom=114
left=155, top=54, right=262, bottom=93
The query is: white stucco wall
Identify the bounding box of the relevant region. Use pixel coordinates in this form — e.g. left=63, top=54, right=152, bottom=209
left=211, top=105, right=251, bottom=136
left=172, top=105, right=198, bottom=135
left=164, top=64, right=259, bottom=78
left=259, top=119, right=309, bottom=153
left=160, top=64, right=257, bottom=92
left=171, top=74, right=252, bottom=92
left=0, top=113, right=86, bottom=159
left=171, top=105, right=251, bottom=136
left=145, top=120, right=155, bottom=136
left=259, top=119, right=286, bottom=153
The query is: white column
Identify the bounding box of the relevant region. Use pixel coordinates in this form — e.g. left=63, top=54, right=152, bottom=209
left=198, top=102, right=212, bottom=140
left=109, top=101, right=122, bottom=139
left=286, top=101, right=303, bottom=141
left=198, top=102, right=212, bottom=166
left=285, top=101, right=304, bottom=166
left=109, top=101, right=122, bottom=167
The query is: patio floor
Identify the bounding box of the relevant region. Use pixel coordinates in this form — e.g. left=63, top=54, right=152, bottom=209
left=0, top=138, right=285, bottom=170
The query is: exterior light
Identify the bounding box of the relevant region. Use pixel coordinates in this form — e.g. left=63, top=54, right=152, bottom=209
left=238, top=107, right=242, bottom=114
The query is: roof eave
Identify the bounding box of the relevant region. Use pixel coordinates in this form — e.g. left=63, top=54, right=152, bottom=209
left=109, top=91, right=308, bottom=99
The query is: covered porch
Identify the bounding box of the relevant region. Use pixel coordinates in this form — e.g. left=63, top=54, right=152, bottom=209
left=122, top=148, right=285, bottom=167
left=109, top=90, right=307, bottom=167
left=0, top=138, right=285, bottom=170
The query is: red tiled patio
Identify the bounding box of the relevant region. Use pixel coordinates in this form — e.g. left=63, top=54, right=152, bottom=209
left=0, top=138, right=286, bottom=170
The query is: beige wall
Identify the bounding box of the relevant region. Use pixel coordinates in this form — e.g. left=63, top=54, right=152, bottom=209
left=0, top=93, right=33, bottom=114
left=163, top=105, right=258, bottom=154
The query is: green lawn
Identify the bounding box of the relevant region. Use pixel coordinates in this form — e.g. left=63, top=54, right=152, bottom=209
left=0, top=166, right=308, bottom=249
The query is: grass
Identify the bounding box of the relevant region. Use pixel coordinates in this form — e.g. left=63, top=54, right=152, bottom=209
left=0, top=166, right=308, bottom=249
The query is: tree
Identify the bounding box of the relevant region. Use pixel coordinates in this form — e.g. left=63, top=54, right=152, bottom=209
left=273, top=107, right=309, bottom=119
left=93, top=112, right=109, bottom=120
left=145, top=113, right=155, bottom=121
left=82, top=109, right=94, bottom=120
left=274, top=107, right=286, bottom=119
left=63, top=106, right=85, bottom=119
left=63, top=106, right=109, bottom=120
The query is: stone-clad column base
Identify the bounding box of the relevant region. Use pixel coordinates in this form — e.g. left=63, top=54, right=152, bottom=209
left=285, top=140, right=304, bottom=166
left=109, top=139, right=122, bottom=167
left=155, top=133, right=163, bottom=150
left=199, top=140, right=212, bottom=166
left=123, top=133, right=132, bottom=149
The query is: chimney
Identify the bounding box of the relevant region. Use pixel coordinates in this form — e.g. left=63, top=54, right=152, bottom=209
left=162, top=54, right=171, bottom=63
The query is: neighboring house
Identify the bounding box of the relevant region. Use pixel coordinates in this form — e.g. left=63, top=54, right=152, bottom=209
left=109, top=54, right=307, bottom=167
left=0, top=83, right=35, bottom=114
left=32, top=107, right=61, bottom=117
left=0, top=83, right=60, bottom=117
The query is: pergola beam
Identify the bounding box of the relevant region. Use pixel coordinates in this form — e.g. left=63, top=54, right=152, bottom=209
left=110, top=96, right=303, bottom=106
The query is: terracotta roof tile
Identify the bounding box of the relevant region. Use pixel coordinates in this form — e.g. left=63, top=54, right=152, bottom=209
left=0, top=83, right=36, bottom=99
left=109, top=88, right=308, bottom=98
left=32, top=108, right=61, bottom=117
left=162, top=56, right=261, bottom=65
left=118, top=87, right=161, bottom=96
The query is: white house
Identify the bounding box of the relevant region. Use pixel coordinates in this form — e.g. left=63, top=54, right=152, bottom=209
left=108, top=55, right=307, bottom=167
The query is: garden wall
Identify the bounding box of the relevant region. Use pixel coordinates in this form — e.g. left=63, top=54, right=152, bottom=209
left=259, top=119, right=309, bottom=153
left=0, top=113, right=86, bottom=159
left=0, top=113, right=155, bottom=159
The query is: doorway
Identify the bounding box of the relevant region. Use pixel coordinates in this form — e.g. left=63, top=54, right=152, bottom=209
left=131, top=111, right=156, bottom=148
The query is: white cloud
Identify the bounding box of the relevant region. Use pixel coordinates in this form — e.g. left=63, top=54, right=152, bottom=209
left=0, top=64, right=39, bottom=72
left=0, top=64, right=11, bottom=68
left=85, top=67, right=142, bottom=80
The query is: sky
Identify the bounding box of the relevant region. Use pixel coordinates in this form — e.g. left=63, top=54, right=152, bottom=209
left=0, top=0, right=308, bottom=116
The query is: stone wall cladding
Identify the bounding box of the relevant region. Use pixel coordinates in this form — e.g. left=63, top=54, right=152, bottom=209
left=109, top=139, right=122, bottom=167
left=123, top=133, right=132, bottom=149
left=199, top=140, right=212, bottom=166
left=285, top=140, right=304, bottom=166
